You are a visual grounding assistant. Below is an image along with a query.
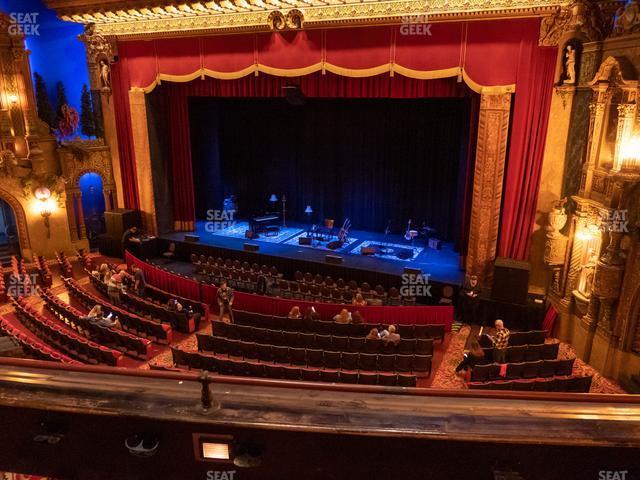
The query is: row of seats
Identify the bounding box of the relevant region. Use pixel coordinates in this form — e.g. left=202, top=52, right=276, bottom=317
left=76, top=249, right=94, bottom=272
left=63, top=277, right=173, bottom=344
left=55, top=251, right=74, bottom=278
left=40, top=288, right=153, bottom=359
left=468, top=375, right=593, bottom=393
left=469, top=358, right=575, bottom=382
left=117, top=271, right=208, bottom=318
left=213, top=320, right=434, bottom=355
left=33, top=254, right=53, bottom=288
left=234, top=309, right=445, bottom=340
left=478, top=330, right=547, bottom=348
left=12, top=297, right=123, bottom=366
left=477, top=343, right=560, bottom=364
left=0, top=315, right=79, bottom=364
left=195, top=333, right=432, bottom=374
left=89, top=274, right=198, bottom=333
left=171, top=348, right=418, bottom=387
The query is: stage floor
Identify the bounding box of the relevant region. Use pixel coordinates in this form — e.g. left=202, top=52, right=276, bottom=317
left=162, top=220, right=464, bottom=285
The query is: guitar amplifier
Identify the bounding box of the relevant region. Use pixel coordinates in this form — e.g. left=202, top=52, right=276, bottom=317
left=492, top=257, right=530, bottom=305
left=243, top=243, right=259, bottom=252
left=361, top=246, right=376, bottom=255
left=428, top=238, right=442, bottom=250
left=325, top=254, right=343, bottom=265
left=298, top=236, right=312, bottom=245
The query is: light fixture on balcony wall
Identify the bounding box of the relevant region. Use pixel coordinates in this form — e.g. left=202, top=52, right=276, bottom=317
left=8, top=94, right=18, bottom=105
left=34, top=187, right=52, bottom=238
left=620, top=134, right=640, bottom=170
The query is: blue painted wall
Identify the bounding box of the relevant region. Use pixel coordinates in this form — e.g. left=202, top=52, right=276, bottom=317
left=0, top=0, right=88, bottom=114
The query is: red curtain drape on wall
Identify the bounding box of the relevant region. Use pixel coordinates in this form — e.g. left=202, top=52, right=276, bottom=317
left=111, top=58, right=140, bottom=209
left=497, top=42, right=557, bottom=260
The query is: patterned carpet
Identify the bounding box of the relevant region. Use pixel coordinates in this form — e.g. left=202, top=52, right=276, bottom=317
left=283, top=232, right=358, bottom=252
left=351, top=241, right=424, bottom=262
left=430, top=325, right=471, bottom=389
left=211, top=221, right=303, bottom=243
left=557, top=341, right=625, bottom=394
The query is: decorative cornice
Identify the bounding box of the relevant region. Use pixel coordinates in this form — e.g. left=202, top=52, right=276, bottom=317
left=612, top=0, right=640, bottom=36
left=539, top=0, right=609, bottom=46
left=45, top=0, right=565, bottom=38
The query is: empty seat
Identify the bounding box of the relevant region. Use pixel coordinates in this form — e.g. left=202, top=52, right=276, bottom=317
left=378, top=354, right=395, bottom=371
left=341, top=352, right=359, bottom=370
left=507, top=345, right=526, bottom=363
left=331, top=336, right=349, bottom=352
left=524, top=345, right=543, bottom=362
left=256, top=343, right=273, bottom=362
left=539, top=359, right=557, bottom=378
left=505, top=362, right=525, bottom=379
left=377, top=373, right=397, bottom=386
left=397, top=324, right=414, bottom=338
left=555, top=358, right=575, bottom=376
left=398, top=338, right=416, bottom=354
left=283, top=366, right=302, bottom=380
left=415, top=338, right=433, bottom=355
left=364, top=338, right=382, bottom=353
left=264, top=363, right=284, bottom=379
left=323, top=351, right=341, bottom=369
left=290, top=347, right=307, bottom=365
left=358, top=372, right=378, bottom=385
left=395, top=354, right=413, bottom=372
left=272, top=345, right=290, bottom=363
left=542, top=342, right=560, bottom=360
left=348, top=337, right=365, bottom=353
left=358, top=353, right=378, bottom=371
left=320, top=369, right=340, bottom=383
left=396, top=374, right=417, bottom=387
left=412, top=355, right=431, bottom=374
left=340, top=371, right=358, bottom=384
left=523, top=360, right=543, bottom=378
left=301, top=369, right=321, bottom=382
left=306, top=349, right=323, bottom=367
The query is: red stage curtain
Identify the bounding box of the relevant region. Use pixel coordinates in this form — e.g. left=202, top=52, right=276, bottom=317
left=161, top=73, right=474, bottom=229
left=498, top=40, right=557, bottom=260
left=111, top=59, right=140, bottom=209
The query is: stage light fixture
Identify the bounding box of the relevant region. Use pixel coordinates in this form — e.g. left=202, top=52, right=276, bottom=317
left=269, top=194, right=278, bottom=202
left=304, top=205, right=313, bottom=214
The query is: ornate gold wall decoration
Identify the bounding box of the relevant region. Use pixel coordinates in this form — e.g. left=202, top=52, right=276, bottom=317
left=267, top=10, right=304, bottom=31
left=539, top=0, right=609, bottom=46
left=612, top=0, right=640, bottom=36
left=46, top=0, right=562, bottom=38
left=466, top=93, right=512, bottom=284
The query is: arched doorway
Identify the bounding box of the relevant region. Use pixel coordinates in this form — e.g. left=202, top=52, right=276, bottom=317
left=0, top=197, right=19, bottom=263
left=79, top=172, right=106, bottom=248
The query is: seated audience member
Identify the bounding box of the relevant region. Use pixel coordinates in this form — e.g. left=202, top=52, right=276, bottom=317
left=99, top=263, right=110, bottom=283
left=90, top=270, right=100, bottom=279
left=90, top=311, right=119, bottom=328
left=333, top=308, right=352, bottom=324
left=352, top=310, right=364, bottom=324
left=82, top=304, right=102, bottom=321
left=303, top=306, right=320, bottom=322
left=366, top=328, right=380, bottom=340
left=455, top=341, right=485, bottom=375
left=107, top=272, right=123, bottom=305
left=488, top=319, right=510, bottom=363
left=175, top=302, right=184, bottom=312
left=353, top=293, right=367, bottom=307
left=439, top=285, right=454, bottom=305
left=166, top=298, right=178, bottom=311
left=382, top=325, right=400, bottom=345
left=288, top=306, right=302, bottom=319
left=379, top=325, right=389, bottom=338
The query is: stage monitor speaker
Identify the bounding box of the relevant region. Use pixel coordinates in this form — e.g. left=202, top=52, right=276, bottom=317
left=361, top=246, right=376, bottom=255
left=403, top=267, right=422, bottom=276
left=325, top=254, right=343, bottom=265
left=245, top=230, right=257, bottom=239
left=298, top=236, right=312, bottom=246
left=244, top=243, right=259, bottom=252
left=492, top=257, right=530, bottom=305
left=283, top=85, right=306, bottom=106
left=428, top=238, right=442, bottom=250
left=184, top=234, right=200, bottom=243
left=104, top=209, right=140, bottom=238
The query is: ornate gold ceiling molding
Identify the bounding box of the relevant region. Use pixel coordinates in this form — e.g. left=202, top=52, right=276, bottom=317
left=45, top=0, right=566, bottom=38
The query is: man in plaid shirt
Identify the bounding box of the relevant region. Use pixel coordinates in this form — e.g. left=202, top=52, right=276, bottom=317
left=490, top=319, right=510, bottom=363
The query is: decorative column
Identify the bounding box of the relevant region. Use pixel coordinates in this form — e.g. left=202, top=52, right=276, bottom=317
left=466, top=92, right=512, bottom=284
left=65, top=192, right=79, bottom=241
left=74, top=192, right=87, bottom=240
left=79, top=25, right=124, bottom=208
left=128, top=88, right=157, bottom=236
left=544, top=201, right=569, bottom=295
left=581, top=86, right=609, bottom=196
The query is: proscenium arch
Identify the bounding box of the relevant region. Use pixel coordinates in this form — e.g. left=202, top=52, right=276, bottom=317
left=0, top=187, right=31, bottom=255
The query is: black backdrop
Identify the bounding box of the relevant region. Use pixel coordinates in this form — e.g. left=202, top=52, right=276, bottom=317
left=190, top=97, right=471, bottom=241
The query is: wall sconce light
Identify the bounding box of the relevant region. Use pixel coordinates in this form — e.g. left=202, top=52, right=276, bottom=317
left=35, top=187, right=52, bottom=238
left=620, top=134, right=640, bottom=169
left=8, top=94, right=18, bottom=105
left=576, top=223, right=600, bottom=241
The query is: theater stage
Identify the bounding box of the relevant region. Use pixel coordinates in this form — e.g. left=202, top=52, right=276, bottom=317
left=159, top=220, right=464, bottom=287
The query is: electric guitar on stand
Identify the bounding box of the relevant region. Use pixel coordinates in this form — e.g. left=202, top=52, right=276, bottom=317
left=404, top=219, right=418, bottom=244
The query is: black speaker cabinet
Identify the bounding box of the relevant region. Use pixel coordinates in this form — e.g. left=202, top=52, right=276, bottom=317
left=244, top=243, right=259, bottom=252
left=184, top=234, right=200, bottom=243
left=325, top=254, right=343, bottom=265
left=298, top=236, right=312, bottom=246
left=104, top=209, right=140, bottom=238
left=492, top=257, right=530, bottom=305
